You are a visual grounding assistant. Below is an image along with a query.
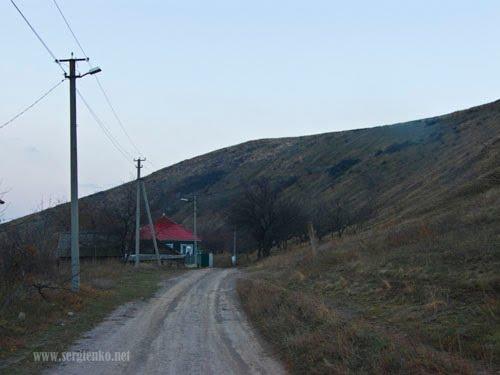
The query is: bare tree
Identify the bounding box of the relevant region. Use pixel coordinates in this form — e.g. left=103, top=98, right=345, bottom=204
left=229, top=180, right=277, bottom=258
left=308, top=198, right=355, bottom=239
left=32, top=195, right=65, bottom=214
left=90, top=183, right=136, bottom=255
left=112, top=184, right=136, bottom=255
left=198, top=226, right=231, bottom=254
left=273, top=199, right=308, bottom=249
left=229, top=180, right=307, bottom=258
left=332, top=200, right=351, bottom=238
left=309, top=202, right=331, bottom=240
left=0, top=217, right=61, bottom=312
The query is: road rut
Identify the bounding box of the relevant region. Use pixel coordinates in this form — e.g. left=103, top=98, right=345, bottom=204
left=49, top=269, right=285, bottom=375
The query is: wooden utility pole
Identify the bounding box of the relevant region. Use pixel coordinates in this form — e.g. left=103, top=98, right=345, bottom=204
left=308, top=222, right=318, bottom=258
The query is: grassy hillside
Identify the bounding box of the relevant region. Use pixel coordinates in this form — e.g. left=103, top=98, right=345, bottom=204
left=237, top=182, right=499, bottom=373
left=2, top=99, right=499, bottom=250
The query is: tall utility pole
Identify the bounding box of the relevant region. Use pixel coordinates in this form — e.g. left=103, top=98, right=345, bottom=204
left=193, top=195, right=197, bottom=264
left=56, top=55, right=101, bottom=292
left=180, top=195, right=198, bottom=265
left=233, top=229, right=237, bottom=266
left=141, top=180, right=161, bottom=266
left=134, top=158, right=145, bottom=266
left=134, top=157, right=161, bottom=266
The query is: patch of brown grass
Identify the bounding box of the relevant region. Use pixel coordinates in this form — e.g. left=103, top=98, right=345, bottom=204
left=0, top=259, right=179, bottom=372
left=213, top=252, right=257, bottom=268
left=237, top=186, right=500, bottom=373
left=237, top=278, right=474, bottom=374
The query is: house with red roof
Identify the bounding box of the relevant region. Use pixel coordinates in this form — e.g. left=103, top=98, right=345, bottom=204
left=140, top=214, right=200, bottom=255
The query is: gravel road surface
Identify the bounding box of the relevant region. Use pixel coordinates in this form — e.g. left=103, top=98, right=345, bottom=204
left=48, top=268, right=285, bottom=375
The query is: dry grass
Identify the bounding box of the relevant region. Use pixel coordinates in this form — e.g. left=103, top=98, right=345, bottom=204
left=213, top=252, right=256, bottom=268
left=0, top=259, right=179, bottom=373
left=237, top=187, right=500, bottom=374
left=238, top=278, right=475, bottom=374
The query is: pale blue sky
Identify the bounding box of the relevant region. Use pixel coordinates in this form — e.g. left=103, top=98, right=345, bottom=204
left=1, top=0, right=499, bottom=220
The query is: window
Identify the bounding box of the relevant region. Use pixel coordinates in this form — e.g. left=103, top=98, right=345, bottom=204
left=181, top=244, right=193, bottom=255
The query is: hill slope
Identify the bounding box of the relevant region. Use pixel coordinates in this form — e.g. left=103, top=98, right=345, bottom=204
left=1, top=101, right=500, bottom=241
left=232, top=102, right=500, bottom=373
left=3, top=99, right=499, bottom=246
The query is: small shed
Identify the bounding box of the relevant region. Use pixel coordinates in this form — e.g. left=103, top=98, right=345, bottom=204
left=140, top=214, right=200, bottom=255
left=56, top=231, right=122, bottom=258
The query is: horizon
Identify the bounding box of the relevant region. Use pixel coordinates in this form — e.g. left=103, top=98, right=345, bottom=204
left=2, top=0, right=500, bottom=220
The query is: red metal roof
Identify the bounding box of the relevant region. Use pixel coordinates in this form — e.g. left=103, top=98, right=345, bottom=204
left=140, top=215, right=200, bottom=241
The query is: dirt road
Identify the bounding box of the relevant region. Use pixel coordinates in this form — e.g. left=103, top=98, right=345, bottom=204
left=49, top=269, right=285, bottom=375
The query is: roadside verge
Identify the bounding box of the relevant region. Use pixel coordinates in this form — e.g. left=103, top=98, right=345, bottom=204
left=0, top=260, right=181, bottom=374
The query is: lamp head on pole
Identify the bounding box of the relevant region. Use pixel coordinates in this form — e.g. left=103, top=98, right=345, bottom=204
left=80, top=66, right=102, bottom=78
left=88, top=67, right=102, bottom=75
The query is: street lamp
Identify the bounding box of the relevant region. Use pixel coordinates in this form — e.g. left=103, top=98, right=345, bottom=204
left=80, top=66, right=102, bottom=77
left=180, top=196, right=197, bottom=264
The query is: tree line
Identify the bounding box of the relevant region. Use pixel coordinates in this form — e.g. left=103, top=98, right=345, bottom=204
left=227, top=179, right=373, bottom=259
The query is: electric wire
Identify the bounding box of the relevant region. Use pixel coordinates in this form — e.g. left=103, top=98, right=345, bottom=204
left=50, top=0, right=88, bottom=57
left=10, top=0, right=66, bottom=74
left=76, top=89, right=135, bottom=165
left=93, top=76, right=151, bottom=163
left=10, top=0, right=153, bottom=169
left=51, top=0, right=154, bottom=168
left=0, top=79, right=65, bottom=129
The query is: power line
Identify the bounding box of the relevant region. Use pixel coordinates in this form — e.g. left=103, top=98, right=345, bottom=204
left=93, top=76, right=148, bottom=159
left=76, top=89, right=135, bottom=165
left=51, top=0, right=88, bottom=57
left=0, top=79, right=65, bottom=130
left=10, top=0, right=151, bottom=170
left=10, top=0, right=66, bottom=74
left=94, top=76, right=157, bottom=170
left=51, top=0, right=153, bottom=168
